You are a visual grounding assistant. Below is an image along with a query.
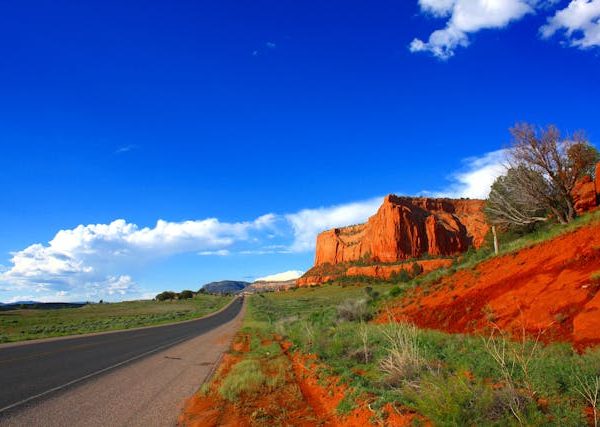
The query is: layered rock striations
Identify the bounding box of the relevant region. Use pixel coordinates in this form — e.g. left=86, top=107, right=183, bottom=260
left=314, top=195, right=488, bottom=267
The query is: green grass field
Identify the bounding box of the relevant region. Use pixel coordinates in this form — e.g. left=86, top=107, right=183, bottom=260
left=245, top=283, right=600, bottom=426
left=0, top=294, right=232, bottom=343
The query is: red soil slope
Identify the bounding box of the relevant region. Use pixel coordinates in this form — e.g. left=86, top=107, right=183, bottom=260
left=179, top=335, right=422, bottom=426
left=382, top=220, right=600, bottom=349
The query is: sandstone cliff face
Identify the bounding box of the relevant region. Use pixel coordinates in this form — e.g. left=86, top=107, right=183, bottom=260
left=314, top=195, right=488, bottom=267
left=572, top=175, right=597, bottom=214
left=572, top=162, right=600, bottom=214
left=245, top=280, right=296, bottom=292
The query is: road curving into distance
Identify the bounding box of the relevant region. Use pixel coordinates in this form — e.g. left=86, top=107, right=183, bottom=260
left=0, top=296, right=244, bottom=425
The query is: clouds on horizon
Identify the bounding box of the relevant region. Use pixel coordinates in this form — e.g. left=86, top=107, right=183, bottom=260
left=255, top=270, right=304, bottom=282
left=410, top=0, right=598, bottom=59
left=0, top=215, right=276, bottom=302
left=0, top=149, right=506, bottom=302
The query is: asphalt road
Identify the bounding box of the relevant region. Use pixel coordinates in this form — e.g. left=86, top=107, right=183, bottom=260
left=0, top=297, right=243, bottom=418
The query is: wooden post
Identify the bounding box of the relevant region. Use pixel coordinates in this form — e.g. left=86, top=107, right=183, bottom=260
left=492, top=225, right=499, bottom=255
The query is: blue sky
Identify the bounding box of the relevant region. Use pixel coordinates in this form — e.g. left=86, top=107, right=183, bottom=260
left=1, top=0, right=599, bottom=302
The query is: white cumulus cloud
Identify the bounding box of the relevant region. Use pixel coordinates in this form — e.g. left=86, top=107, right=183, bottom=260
left=540, top=0, right=600, bottom=48
left=410, top=0, right=538, bottom=59
left=285, top=196, right=383, bottom=252
left=424, top=149, right=507, bottom=198
left=0, top=215, right=276, bottom=301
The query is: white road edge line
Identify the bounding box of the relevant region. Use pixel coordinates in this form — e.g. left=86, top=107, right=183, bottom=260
left=0, top=335, right=192, bottom=415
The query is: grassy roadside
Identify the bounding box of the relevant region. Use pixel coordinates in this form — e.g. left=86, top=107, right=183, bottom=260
left=241, top=284, right=600, bottom=426
left=0, top=294, right=232, bottom=343
left=179, top=212, right=600, bottom=425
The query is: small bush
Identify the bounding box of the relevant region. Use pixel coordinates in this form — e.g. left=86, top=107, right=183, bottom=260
left=574, top=375, right=599, bottom=427
left=389, top=286, right=403, bottom=297
left=179, top=290, right=194, bottom=299
left=379, top=322, right=426, bottom=388
left=405, top=373, right=499, bottom=426
left=411, top=262, right=424, bottom=277
left=155, top=291, right=177, bottom=301
left=364, top=286, right=380, bottom=301
left=390, top=269, right=411, bottom=283
left=336, top=299, right=372, bottom=322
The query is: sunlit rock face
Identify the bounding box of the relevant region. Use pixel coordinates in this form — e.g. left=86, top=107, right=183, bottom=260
left=313, top=195, right=489, bottom=266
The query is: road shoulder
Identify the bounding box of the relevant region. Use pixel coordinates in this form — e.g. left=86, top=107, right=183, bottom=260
left=1, top=300, right=246, bottom=427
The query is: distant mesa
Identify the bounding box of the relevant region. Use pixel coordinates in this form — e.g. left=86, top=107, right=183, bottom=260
left=246, top=270, right=303, bottom=293
left=245, top=279, right=297, bottom=293
left=200, top=280, right=251, bottom=294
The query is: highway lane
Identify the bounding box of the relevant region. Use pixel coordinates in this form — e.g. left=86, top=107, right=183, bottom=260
left=0, top=297, right=243, bottom=416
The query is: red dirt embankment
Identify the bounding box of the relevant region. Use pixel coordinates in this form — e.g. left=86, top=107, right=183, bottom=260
left=179, top=335, right=423, bottom=426
left=381, top=221, right=600, bottom=349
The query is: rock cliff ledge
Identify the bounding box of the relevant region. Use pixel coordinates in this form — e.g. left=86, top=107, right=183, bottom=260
left=314, top=195, right=489, bottom=267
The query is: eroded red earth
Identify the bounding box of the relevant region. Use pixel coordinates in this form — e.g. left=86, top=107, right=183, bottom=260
left=179, top=336, right=423, bottom=426
left=380, top=221, right=600, bottom=349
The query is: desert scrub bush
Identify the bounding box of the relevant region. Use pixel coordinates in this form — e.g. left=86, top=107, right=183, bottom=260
left=336, top=298, right=372, bottom=322
left=411, top=262, right=423, bottom=277
left=483, top=328, right=542, bottom=425
left=301, top=320, right=315, bottom=350
left=343, top=321, right=374, bottom=364
left=575, top=375, right=599, bottom=427
left=388, top=285, right=403, bottom=298
left=379, top=321, right=426, bottom=388
left=390, top=269, right=411, bottom=283
left=364, top=286, right=380, bottom=302
left=403, top=372, right=498, bottom=426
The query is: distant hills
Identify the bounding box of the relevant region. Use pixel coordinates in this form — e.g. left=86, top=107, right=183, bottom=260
left=3, top=300, right=38, bottom=305
left=245, top=279, right=296, bottom=293
left=0, top=301, right=87, bottom=311
left=200, top=280, right=251, bottom=294
left=199, top=277, right=300, bottom=294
